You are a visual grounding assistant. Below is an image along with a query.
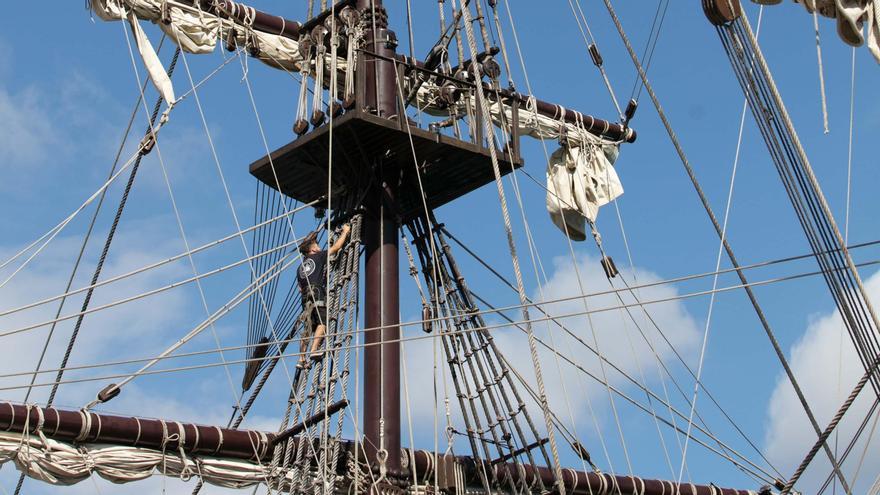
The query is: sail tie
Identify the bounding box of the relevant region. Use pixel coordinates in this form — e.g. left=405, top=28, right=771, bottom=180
left=3, top=403, right=13, bottom=433
left=75, top=409, right=93, bottom=443
left=212, top=426, right=223, bottom=456
left=172, top=421, right=198, bottom=481
left=30, top=406, right=50, bottom=455
left=15, top=404, right=33, bottom=460
left=134, top=418, right=143, bottom=446
left=78, top=445, right=96, bottom=471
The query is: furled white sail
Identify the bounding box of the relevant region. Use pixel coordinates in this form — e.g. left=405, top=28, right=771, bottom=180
left=545, top=140, right=623, bottom=241
left=0, top=432, right=277, bottom=488
left=752, top=0, right=880, bottom=62
left=91, top=0, right=309, bottom=72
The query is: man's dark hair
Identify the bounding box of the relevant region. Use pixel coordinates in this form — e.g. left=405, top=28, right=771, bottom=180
left=299, top=231, right=318, bottom=255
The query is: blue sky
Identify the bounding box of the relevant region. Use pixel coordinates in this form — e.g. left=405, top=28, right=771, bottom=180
left=1, top=1, right=879, bottom=493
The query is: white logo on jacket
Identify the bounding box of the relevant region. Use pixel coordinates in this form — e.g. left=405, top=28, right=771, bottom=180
left=300, top=258, right=316, bottom=278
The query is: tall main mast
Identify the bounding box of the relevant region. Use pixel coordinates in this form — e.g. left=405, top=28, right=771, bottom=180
left=359, top=0, right=403, bottom=480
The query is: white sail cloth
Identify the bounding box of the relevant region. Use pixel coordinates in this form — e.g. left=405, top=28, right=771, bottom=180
left=91, top=0, right=319, bottom=101
left=752, top=0, right=880, bottom=62
left=0, top=431, right=277, bottom=488
left=545, top=141, right=622, bottom=241
left=127, top=10, right=176, bottom=105
left=93, top=0, right=221, bottom=55
left=91, top=0, right=313, bottom=68
left=414, top=82, right=625, bottom=240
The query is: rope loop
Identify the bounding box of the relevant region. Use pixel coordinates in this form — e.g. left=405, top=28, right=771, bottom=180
left=75, top=409, right=93, bottom=442
left=32, top=405, right=51, bottom=453
left=16, top=404, right=33, bottom=453
left=158, top=0, right=171, bottom=24
left=75, top=445, right=96, bottom=473
left=134, top=417, right=143, bottom=446
left=213, top=425, right=224, bottom=455
left=4, top=402, right=14, bottom=432
left=374, top=447, right=388, bottom=485
left=83, top=397, right=101, bottom=411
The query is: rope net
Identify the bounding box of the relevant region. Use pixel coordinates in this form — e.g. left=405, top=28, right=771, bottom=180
left=405, top=213, right=553, bottom=493
left=272, top=214, right=362, bottom=493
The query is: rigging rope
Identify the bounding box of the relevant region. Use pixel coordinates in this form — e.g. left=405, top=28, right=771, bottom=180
left=235, top=30, right=323, bottom=393
left=4, top=239, right=880, bottom=387
left=407, top=215, right=553, bottom=493
left=174, top=38, right=306, bottom=422
left=816, top=397, right=880, bottom=494
left=42, top=45, right=180, bottom=410
left=679, top=7, right=765, bottom=483
left=567, top=0, right=622, bottom=116
left=10, top=37, right=177, bottom=495
left=5, top=253, right=880, bottom=397
left=457, top=3, right=567, bottom=491
left=442, top=225, right=780, bottom=483
left=15, top=46, right=157, bottom=407
left=851, top=408, right=880, bottom=490
left=834, top=45, right=858, bottom=494
left=630, top=0, right=669, bottom=102
left=785, top=353, right=880, bottom=492
left=712, top=10, right=880, bottom=491
left=483, top=3, right=769, bottom=479
left=600, top=1, right=848, bottom=490
left=810, top=6, right=830, bottom=134
left=81, top=249, right=303, bottom=405
left=500, top=149, right=604, bottom=480
left=0, top=203, right=315, bottom=322
left=279, top=215, right=361, bottom=493
left=474, top=290, right=780, bottom=485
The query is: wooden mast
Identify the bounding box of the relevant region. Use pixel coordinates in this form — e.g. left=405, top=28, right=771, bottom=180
left=359, top=0, right=403, bottom=481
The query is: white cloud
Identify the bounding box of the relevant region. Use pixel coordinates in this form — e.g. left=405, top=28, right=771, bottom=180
left=0, top=219, right=277, bottom=493
left=0, top=215, right=249, bottom=406
left=0, top=63, right=123, bottom=179
left=763, top=269, right=880, bottom=493
left=0, top=85, right=58, bottom=165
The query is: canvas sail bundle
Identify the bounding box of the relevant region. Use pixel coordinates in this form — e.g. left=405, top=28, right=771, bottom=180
left=752, top=0, right=880, bottom=62
left=545, top=140, right=623, bottom=241
left=91, top=0, right=311, bottom=71
left=93, top=0, right=220, bottom=54
left=0, top=432, right=275, bottom=489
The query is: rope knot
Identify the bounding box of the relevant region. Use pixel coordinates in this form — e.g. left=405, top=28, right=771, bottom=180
left=78, top=446, right=97, bottom=470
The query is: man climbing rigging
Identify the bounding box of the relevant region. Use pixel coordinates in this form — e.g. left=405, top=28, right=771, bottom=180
left=297, top=223, right=351, bottom=366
